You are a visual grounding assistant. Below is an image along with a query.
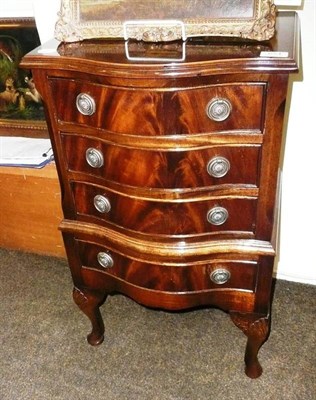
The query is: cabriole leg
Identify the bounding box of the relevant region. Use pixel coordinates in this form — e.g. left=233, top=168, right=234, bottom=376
left=73, top=287, right=106, bottom=346
left=230, top=312, right=270, bottom=379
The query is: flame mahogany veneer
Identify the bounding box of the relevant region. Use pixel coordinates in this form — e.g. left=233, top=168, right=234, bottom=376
left=21, top=12, right=299, bottom=378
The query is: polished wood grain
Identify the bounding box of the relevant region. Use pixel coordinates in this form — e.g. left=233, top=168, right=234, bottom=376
left=51, top=79, right=264, bottom=133
left=77, top=240, right=258, bottom=293
left=230, top=313, right=270, bottom=378
left=71, top=181, right=257, bottom=235
left=21, top=12, right=299, bottom=378
left=62, top=134, right=261, bottom=188
left=60, top=219, right=275, bottom=263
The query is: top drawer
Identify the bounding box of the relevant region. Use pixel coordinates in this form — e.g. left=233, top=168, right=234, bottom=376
left=49, top=78, right=265, bottom=134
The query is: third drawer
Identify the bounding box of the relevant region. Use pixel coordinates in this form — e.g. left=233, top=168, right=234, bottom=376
left=71, top=181, right=257, bottom=235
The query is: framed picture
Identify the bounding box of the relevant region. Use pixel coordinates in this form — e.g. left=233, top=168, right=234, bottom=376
left=55, top=0, right=276, bottom=43
left=0, top=18, right=47, bottom=137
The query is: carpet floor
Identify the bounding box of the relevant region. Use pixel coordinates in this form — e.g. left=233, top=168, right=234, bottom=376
left=0, top=248, right=315, bottom=400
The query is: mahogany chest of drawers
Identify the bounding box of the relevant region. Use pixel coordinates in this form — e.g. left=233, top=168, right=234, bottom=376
left=22, top=12, right=299, bottom=378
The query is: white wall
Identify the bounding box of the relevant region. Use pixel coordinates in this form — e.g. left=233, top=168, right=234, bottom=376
left=1, top=1, right=315, bottom=285
left=277, top=0, right=316, bottom=285
left=0, top=1, right=60, bottom=43
left=276, top=0, right=302, bottom=4
left=0, top=0, right=33, bottom=17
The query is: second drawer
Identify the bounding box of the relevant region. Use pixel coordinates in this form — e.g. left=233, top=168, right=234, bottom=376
left=62, top=134, right=261, bottom=188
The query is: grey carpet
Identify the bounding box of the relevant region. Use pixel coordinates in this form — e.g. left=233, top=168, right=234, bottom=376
left=0, top=248, right=315, bottom=400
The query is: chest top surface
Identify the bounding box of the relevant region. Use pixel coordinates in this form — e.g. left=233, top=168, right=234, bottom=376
left=22, top=12, right=299, bottom=78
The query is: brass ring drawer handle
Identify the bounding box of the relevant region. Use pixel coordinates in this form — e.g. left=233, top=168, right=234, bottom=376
left=207, top=156, right=230, bottom=178
left=206, top=98, right=232, bottom=122
left=210, top=268, right=231, bottom=285
left=207, top=206, right=228, bottom=225
left=85, top=147, right=104, bottom=168
left=97, top=252, right=114, bottom=269
left=94, top=195, right=111, bottom=214
left=76, top=93, right=96, bottom=116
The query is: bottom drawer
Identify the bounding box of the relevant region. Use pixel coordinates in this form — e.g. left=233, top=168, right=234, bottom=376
left=77, top=241, right=258, bottom=293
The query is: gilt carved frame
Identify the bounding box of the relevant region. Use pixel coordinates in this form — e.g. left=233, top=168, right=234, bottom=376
left=55, top=0, right=276, bottom=43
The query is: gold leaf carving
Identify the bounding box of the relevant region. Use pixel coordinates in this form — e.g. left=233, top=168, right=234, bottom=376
left=55, top=0, right=277, bottom=43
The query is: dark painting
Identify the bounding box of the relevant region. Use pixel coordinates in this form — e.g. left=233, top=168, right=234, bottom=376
left=0, top=18, right=46, bottom=136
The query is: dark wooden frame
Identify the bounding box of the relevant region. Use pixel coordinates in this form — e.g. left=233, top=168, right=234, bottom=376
left=0, top=17, right=47, bottom=137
